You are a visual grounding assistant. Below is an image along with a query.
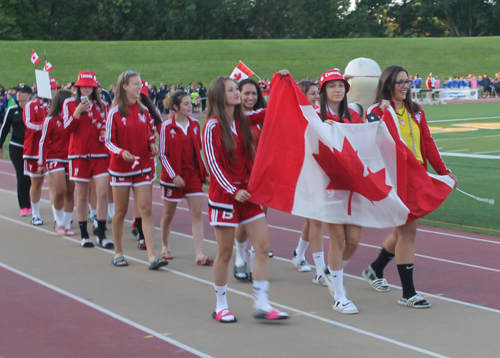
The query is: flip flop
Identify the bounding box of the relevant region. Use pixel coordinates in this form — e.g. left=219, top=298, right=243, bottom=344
left=160, top=251, right=173, bottom=260
left=148, top=257, right=169, bottom=270
left=233, top=264, right=248, bottom=281
left=212, top=309, right=237, bottom=323
left=196, top=256, right=214, bottom=266
left=97, top=237, right=114, bottom=249
left=112, top=256, right=128, bottom=267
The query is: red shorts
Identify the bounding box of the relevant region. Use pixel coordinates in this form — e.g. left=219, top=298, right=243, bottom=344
left=161, top=169, right=204, bottom=202
left=69, top=158, right=108, bottom=182
left=110, top=172, right=153, bottom=187
left=24, top=159, right=44, bottom=177
left=47, top=161, right=69, bottom=174
left=209, top=200, right=265, bottom=227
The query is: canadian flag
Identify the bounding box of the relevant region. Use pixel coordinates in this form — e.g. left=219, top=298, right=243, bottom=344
left=31, top=51, right=40, bottom=66
left=229, top=61, right=254, bottom=82
left=44, top=61, right=54, bottom=72
left=247, top=74, right=454, bottom=228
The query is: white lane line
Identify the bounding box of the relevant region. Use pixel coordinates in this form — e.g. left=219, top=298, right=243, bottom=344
left=440, top=152, right=500, bottom=159
left=0, top=215, right=451, bottom=358
left=0, top=170, right=16, bottom=177
left=0, top=261, right=213, bottom=358
left=443, top=149, right=469, bottom=153
left=428, top=116, right=500, bottom=123
left=435, top=134, right=500, bottom=142
left=472, top=151, right=500, bottom=155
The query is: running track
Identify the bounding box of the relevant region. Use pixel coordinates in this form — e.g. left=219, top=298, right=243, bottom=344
left=1, top=157, right=499, bottom=357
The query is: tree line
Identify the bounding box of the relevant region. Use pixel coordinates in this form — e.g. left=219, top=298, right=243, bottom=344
left=1, top=0, right=499, bottom=40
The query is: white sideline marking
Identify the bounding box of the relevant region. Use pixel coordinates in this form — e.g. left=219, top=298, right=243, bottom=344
left=0, top=215, right=451, bottom=358
left=435, top=134, right=500, bottom=142
left=0, top=261, right=214, bottom=358
left=428, top=116, right=500, bottom=123
left=440, top=152, right=500, bottom=159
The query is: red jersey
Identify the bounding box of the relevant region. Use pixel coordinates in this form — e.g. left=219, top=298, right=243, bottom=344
left=23, top=99, right=49, bottom=159
left=202, top=110, right=265, bottom=212
left=159, top=116, right=208, bottom=188
left=105, top=103, right=156, bottom=177
left=38, top=114, right=69, bottom=167
left=366, top=102, right=451, bottom=175
left=63, top=97, right=108, bottom=159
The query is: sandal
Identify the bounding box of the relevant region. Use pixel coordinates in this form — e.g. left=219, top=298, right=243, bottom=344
left=112, top=256, right=128, bottom=267
left=253, top=308, right=289, bottom=320
left=233, top=264, right=248, bottom=281
left=148, top=257, right=169, bottom=270
left=160, top=251, right=173, bottom=260
left=196, top=256, right=214, bottom=266
left=212, top=309, right=237, bottom=323
left=65, top=228, right=76, bottom=236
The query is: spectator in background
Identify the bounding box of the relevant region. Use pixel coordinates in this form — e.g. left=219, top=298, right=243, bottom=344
left=149, top=84, right=157, bottom=104
left=0, top=88, right=7, bottom=121
left=157, top=83, right=167, bottom=114
left=178, top=82, right=186, bottom=92
left=430, top=73, right=435, bottom=89
left=471, top=75, right=478, bottom=89
left=483, top=73, right=492, bottom=98
left=443, top=78, right=449, bottom=89
left=425, top=74, right=432, bottom=90
left=190, top=88, right=200, bottom=113
left=7, top=88, right=17, bottom=107
left=494, top=73, right=500, bottom=98
left=434, top=75, right=441, bottom=89
left=108, top=85, right=116, bottom=100
left=413, top=74, right=422, bottom=89
left=198, top=82, right=207, bottom=112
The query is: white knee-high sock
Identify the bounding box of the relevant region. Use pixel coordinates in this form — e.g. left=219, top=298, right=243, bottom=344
left=64, top=211, right=73, bottom=230
left=234, top=239, right=247, bottom=267
left=253, top=280, right=272, bottom=311
left=249, top=245, right=256, bottom=273
left=312, top=251, right=325, bottom=276
left=53, top=206, right=64, bottom=227
left=31, top=201, right=40, bottom=218
left=328, top=267, right=346, bottom=302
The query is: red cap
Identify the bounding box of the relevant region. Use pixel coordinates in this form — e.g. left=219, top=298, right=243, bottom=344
left=49, top=77, right=60, bottom=89
left=319, top=68, right=350, bottom=93
left=141, top=79, right=149, bottom=97
left=74, top=70, right=98, bottom=88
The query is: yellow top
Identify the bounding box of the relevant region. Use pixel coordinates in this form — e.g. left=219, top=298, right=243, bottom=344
left=396, top=106, right=423, bottom=164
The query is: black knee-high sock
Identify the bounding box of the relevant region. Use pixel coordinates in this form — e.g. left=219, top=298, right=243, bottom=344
left=97, top=220, right=106, bottom=238
left=370, top=247, right=395, bottom=278
left=79, top=221, right=89, bottom=239
left=397, top=264, right=417, bottom=299
left=135, top=217, right=143, bottom=239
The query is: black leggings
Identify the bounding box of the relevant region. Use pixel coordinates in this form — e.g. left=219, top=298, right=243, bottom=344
left=9, top=144, right=31, bottom=209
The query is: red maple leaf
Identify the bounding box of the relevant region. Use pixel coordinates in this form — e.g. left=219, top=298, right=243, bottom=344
left=233, top=73, right=242, bottom=81
left=312, top=138, right=392, bottom=215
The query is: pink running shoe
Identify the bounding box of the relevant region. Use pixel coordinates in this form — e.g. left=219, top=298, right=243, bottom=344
left=19, top=208, right=30, bottom=217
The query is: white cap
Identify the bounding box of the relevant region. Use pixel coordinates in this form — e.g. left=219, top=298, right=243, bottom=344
left=344, top=57, right=382, bottom=79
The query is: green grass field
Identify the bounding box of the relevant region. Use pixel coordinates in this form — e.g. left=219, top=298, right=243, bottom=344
left=1, top=37, right=500, bottom=89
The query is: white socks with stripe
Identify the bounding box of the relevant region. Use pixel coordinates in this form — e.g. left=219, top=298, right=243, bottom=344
left=295, top=237, right=309, bottom=261
left=313, top=251, right=326, bottom=277
left=249, top=245, right=256, bottom=273
left=253, top=280, right=272, bottom=312
left=234, top=240, right=247, bottom=267
left=64, top=211, right=73, bottom=230
left=31, top=201, right=40, bottom=218
left=214, top=284, right=234, bottom=321
left=328, top=267, right=347, bottom=302
left=53, top=206, right=64, bottom=227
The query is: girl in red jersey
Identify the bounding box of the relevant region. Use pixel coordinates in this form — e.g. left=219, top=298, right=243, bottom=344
left=63, top=70, right=112, bottom=249
left=361, top=65, right=458, bottom=308
left=233, top=78, right=269, bottom=281
left=159, top=90, right=212, bottom=265
left=38, top=90, right=76, bottom=236
left=203, top=76, right=288, bottom=323
left=23, top=84, right=54, bottom=225
left=105, top=70, right=167, bottom=270
left=313, top=69, right=364, bottom=315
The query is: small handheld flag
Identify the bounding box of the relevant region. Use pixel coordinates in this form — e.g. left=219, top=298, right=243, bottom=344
left=31, top=50, right=40, bottom=66
left=229, top=61, right=254, bottom=82
left=44, top=61, right=54, bottom=72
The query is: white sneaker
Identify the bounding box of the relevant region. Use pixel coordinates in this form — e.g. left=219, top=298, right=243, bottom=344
left=333, top=300, right=359, bottom=314
left=292, top=255, right=311, bottom=272
left=312, top=274, right=328, bottom=286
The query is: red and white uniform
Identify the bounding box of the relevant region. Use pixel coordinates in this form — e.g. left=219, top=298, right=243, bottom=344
left=38, top=114, right=70, bottom=173
left=315, top=106, right=364, bottom=123
left=23, top=99, right=49, bottom=176
left=63, top=97, right=108, bottom=181
left=367, top=102, right=451, bottom=175
left=159, top=116, right=209, bottom=201
left=105, top=103, right=156, bottom=186
left=202, top=110, right=265, bottom=227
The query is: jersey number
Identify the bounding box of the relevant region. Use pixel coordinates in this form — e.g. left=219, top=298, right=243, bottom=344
left=74, top=168, right=79, bottom=176
left=222, top=211, right=234, bottom=220
left=166, top=188, right=173, bottom=197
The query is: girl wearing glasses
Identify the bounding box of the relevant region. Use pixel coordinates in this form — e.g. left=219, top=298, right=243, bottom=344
left=63, top=71, right=111, bottom=249
left=362, top=65, right=458, bottom=308
left=105, top=70, right=167, bottom=270
left=203, top=75, right=289, bottom=323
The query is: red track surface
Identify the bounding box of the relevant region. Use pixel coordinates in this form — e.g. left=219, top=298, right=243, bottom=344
left=0, top=266, right=198, bottom=357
